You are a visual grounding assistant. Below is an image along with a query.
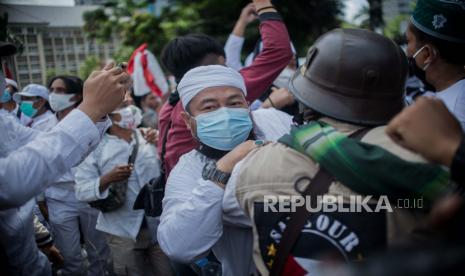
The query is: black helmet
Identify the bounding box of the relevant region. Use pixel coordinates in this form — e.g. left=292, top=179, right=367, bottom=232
left=290, top=28, right=408, bottom=126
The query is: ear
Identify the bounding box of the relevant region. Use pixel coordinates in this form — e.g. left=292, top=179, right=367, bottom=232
left=180, top=111, right=192, bottom=131
left=424, top=45, right=438, bottom=64
left=36, top=98, right=46, bottom=110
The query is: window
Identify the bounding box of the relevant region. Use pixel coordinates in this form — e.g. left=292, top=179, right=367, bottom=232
left=67, top=54, right=75, bottom=61
left=27, top=35, right=37, bottom=44
left=28, top=46, right=38, bottom=53
left=43, top=38, right=52, bottom=46
left=16, top=56, right=27, bottom=63
left=31, top=64, right=41, bottom=71
left=54, top=38, right=64, bottom=46
left=18, top=64, right=28, bottom=72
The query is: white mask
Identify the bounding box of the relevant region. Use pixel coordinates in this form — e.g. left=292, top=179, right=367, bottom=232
left=273, top=67, right=295, bottom=90
left=113, top=105, right=142, bottom=130
left=49, top=93, right=76, bottom=112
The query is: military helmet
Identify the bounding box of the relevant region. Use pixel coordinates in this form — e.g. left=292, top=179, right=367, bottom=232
left=290, top=28, right=408, bottom=126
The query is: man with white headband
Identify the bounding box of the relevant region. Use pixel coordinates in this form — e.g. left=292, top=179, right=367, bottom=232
left=157, top=65, right=293, bottom=275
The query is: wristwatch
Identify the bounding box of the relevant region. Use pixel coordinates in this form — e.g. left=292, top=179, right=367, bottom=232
left=202, top=161, right=231, bottom=185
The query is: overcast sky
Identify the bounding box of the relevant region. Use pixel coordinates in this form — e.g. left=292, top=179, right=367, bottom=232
left=0, top=0, right=367, bottom=23
left=345, top=0, right=368, bottom=22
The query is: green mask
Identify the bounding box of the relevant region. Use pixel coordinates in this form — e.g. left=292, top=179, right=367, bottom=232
left=20, top=100, right=38, bottom=117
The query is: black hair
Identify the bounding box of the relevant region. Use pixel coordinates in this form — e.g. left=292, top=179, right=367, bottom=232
left=7, top=83, right=18, bottom=93
left=48, top=75, right=83, bottom=106
left=410, top=24, right=465, bottom=65
left=161, top=33, right=225, bottom=81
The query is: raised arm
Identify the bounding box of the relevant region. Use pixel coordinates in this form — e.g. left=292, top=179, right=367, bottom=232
left=240, top=0, right=293, bottom=102
left=0, top=63, right=128, bottom=209
left=225, top=3, right=258, bottom=71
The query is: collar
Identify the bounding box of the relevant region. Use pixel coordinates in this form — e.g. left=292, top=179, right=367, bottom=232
left=196, top=143, right=229, bottom=160
left=195, top=131, right=257, bottom=160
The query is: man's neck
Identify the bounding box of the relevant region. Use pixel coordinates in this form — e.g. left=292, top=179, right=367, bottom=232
left=2, top=101, right=16, bottom=112
left=34, top=107, right=48, bottom=118
left=429, top=63, right=465, bottom=92
left=56, top=106, right=75, bottom=121
left=109, top=126, right=133, bottom=142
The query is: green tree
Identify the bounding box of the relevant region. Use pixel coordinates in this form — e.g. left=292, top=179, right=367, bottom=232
left=79, top=56, right=101, bottom=80
left=384, top=14, right=409, bottom=44
left=367, top=0, right=384, bottom=31
left=159, top=0, right=343, bottom=55
left=82, top=0, right=344, bottom=57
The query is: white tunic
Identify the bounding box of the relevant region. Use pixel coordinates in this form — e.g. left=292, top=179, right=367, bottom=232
left=75, top=131, right=161, bottom=240
left=157, top=108, right=293, bottom=276
left=0, top=109, right=110, bottom=275
left=0, top=109, right=110, bottom=208
left=30, top=110, right=58, bottom=131
left=436, top=79, right=465, bottom=130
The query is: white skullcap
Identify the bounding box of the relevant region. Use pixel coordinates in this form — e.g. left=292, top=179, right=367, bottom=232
left=177, top=65, right=247, bottom=110
left=5, top=78, right=18, bottom=90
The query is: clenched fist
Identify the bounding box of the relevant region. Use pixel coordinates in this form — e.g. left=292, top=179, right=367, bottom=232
left=386, top=97, right=462, bottom=167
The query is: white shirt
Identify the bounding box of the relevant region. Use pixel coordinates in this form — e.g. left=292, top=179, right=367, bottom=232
left=436, top=79, right=465, bottom=130
left=0, top=109, right=110, bottom=209
left=0, top=109, right=110, bottom=275
left=75, top=130, right=161, bottom=240
left=30, top=110, right=58, bottom=131
left=157, top=108, right=292, bottom=276
left=224, top=34, right=245, bottom=71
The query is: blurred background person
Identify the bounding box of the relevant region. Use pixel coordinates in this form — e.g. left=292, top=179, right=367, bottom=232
left=40, top=75, right=112, bottom=276
left=75, top=99, right=173, bottom=276
left=0, top=78, right=20, bottom=118
left=406, top=0, right=465, bottom=129
left=13, top=84, right=57, bottom=131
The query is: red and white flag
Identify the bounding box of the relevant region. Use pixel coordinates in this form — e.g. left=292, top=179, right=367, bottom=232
left=128, top=43, right=168, bottom=97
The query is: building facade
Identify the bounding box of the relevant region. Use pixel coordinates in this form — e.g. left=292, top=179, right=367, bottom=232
left=2, top=4, right=119, bottom=88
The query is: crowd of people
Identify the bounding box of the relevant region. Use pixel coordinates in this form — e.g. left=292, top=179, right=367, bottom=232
left=1, top=0, right=465, bottom=275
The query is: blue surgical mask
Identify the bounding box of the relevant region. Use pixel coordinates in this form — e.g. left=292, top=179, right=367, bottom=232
left=1, top=90, right=11, bottom=103
left=195, top=107, right=253, bottom=151
left=20, top=100, right=38, bottom=118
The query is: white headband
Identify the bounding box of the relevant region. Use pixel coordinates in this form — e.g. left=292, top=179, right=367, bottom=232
left=177, top=65, right=247, bottom=110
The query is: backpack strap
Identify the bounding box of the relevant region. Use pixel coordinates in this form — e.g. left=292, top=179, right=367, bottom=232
left=269, top=127, right=370, bottom=276
left=128, top=130, right=139, bottom=165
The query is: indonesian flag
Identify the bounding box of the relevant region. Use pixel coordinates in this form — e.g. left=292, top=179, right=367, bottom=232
left=2, top=61, right=13, bottom=79
left=128, top=43, right=169, bottom=97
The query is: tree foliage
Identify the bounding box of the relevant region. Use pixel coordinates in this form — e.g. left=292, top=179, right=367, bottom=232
left=78, top=56, right=101, bottom=80
left=82, top=0, right=344, bottom=58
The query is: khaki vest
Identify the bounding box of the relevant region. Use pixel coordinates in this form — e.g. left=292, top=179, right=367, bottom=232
left=234, top=118, right=431, bottom=275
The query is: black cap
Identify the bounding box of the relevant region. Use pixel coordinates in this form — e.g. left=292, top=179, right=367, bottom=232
left=0, top=41, right=17, bottom=57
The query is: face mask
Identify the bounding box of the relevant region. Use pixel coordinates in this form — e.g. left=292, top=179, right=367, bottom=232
left=20, top=100, right=38, bottom=118
left=195, top=107, right=253, bottom=151
left=408, top=45, right=434, bottom=89
left=1, top=90, right=11, bottom=103
left=273, top=67, right=295, bottom=89
left=49, top=93, right=76, bottom=112
left=113, top=105, right=142, bottom=130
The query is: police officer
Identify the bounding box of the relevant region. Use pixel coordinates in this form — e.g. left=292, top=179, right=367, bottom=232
left=212, top=28, right=452, bottom=275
